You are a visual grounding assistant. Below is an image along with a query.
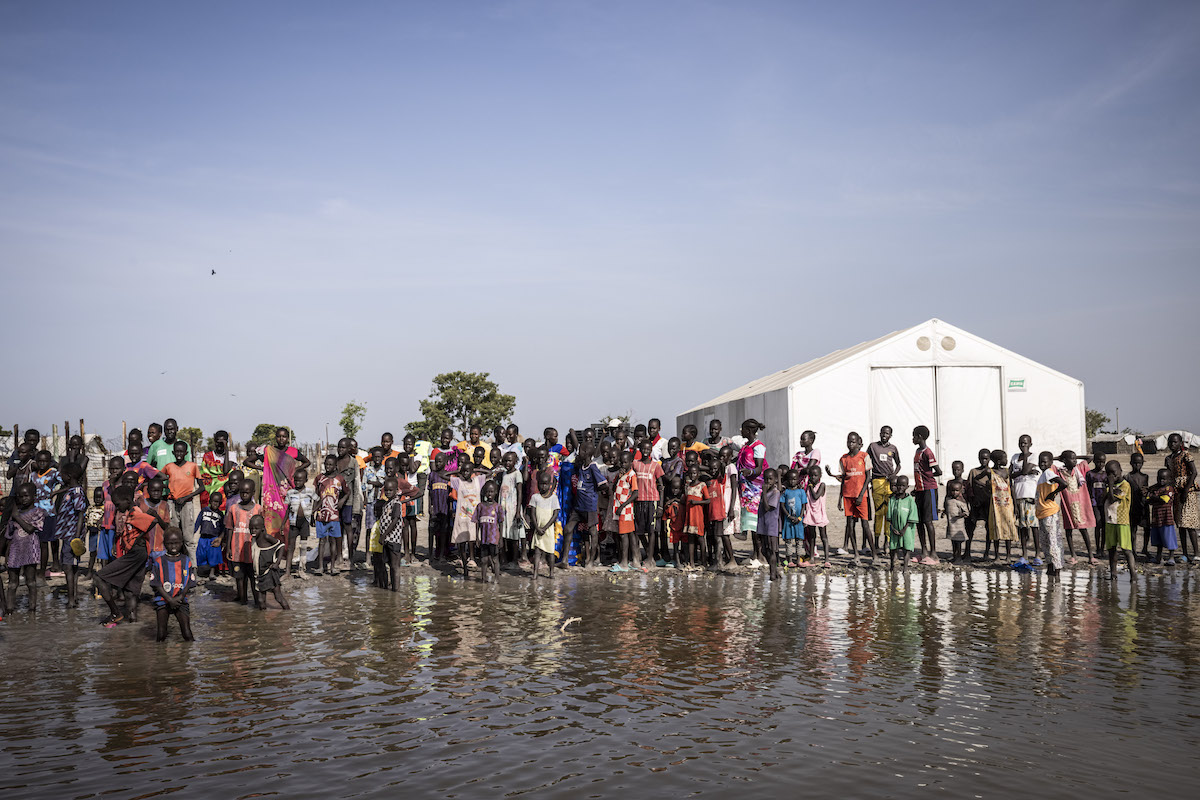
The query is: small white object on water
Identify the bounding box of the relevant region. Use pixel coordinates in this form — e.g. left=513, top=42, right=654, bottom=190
left=560, top=616, right=581, bottom=633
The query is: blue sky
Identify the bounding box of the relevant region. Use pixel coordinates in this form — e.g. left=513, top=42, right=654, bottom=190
left=2, top=0, right=1197, bottom=445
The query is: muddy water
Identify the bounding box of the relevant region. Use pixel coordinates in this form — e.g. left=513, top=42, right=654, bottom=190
left=2, top=569, right=1199, bottom=798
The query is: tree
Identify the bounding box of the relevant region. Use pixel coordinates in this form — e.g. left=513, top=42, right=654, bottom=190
left=248, top=423, right=292, bottom=449
left=1085, top=408, right=1110, bottom=440
left=340, top=400, right=367, bottom=440
left=407, top=371, right=516, bottom=442
left=178, top=426, right=203, bottom=454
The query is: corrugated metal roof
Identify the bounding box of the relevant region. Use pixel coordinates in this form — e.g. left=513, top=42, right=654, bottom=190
left=681, top=327, right=903, bottom=413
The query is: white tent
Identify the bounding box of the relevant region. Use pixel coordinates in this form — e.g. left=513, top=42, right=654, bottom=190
left=677, top=319, right=1085, bottom=479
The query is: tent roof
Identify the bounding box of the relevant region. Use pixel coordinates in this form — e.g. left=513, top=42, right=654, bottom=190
left=681, top=318, right=1081, bottom=414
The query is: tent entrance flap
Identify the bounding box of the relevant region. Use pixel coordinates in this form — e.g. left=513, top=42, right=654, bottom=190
left=935, top=367, right=1002, bottom=470
left=870, top=366, right=1003, bottom=474
left=869, top=367, right=936, bottom=479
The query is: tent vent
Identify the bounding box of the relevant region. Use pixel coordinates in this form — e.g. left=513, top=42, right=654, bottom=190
left=941, top=336, right=957, bottom=351
left=916, top=336, right=931, bottom=351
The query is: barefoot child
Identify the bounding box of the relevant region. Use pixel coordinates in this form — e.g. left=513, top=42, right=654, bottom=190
left=803, top=463, right=829, bottom=564
left=986, top=450, right=1018, bottom=563
left=163, top=441, right=202, bottom=555
left=682, top=462, right=710, bottom=570
left=4, top=483, right=45, bottom=615
left=313, top=455, right=347, bottom=576
left=1008, top=435, right=1040, bottom=562
left=610, top=451, right=639, bottom=572
left=150, top=528, right=196, bottom=641
left=450, top=457, right=486, bottom=579
left=473, top=480, right=504, bottom=582
left=427, top=454, right=452, bottom=562
left=780, top=469, right=807, bottom=566
left=285, top=468, right=316, bottom=578
left=1147, top=469, right=1179, bottom=564
left=1126, top=453, right=1150, bottom=560
left=194, top=492, right=226, bottom=581
left=756, top=468, right=782, bottom=580
left=52, top=462, right=89, bottom=606
left=911, top=426, right=942, bottom=565
left=944, top=480, right=969, bottom=564
left=85, top=487, right=104, bottom=576
left=224, top=479, right=262, bottom=604
left=708, top=447, right=737, bottom=568
left=528, top=468, right=560, bottom=580
left=250, top=514, right=290, bottom=609
left=887, top=475, right=918, bottom=571
left=827, top=432, right=874, bottom=567
left=1053, top=451, right=1096, bottom=565
left=1036, top=451, right=1067, bottom=577
left=1103, top=460, right=1136, bottom=581
left=964, top=449, right=991, bottom=562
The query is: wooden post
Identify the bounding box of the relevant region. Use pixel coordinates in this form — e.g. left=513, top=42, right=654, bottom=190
left=12, top=424, right=17, bottom=444
left=65, top=420, right=71, bottom=440
left=122, top=420, right=127, bottom=445
left=52, top=423, right=59, bottom=455
left=80, top=419, right=85, bottom=439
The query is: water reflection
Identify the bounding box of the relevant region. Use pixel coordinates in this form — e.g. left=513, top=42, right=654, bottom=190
left=2, top=569, right=1199, bottom=798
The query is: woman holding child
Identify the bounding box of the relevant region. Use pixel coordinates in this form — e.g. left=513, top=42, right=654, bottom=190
left=244, top=427, right=310, bottom=544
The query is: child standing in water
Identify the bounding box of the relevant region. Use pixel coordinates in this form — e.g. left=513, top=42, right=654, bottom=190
left=1147, top=468, right=1179, bottom=564
left=95, top=485, right=161, bottom=626
left=313, top=455, right=347, bottom=575
left=53, top=462, right=89, bottom=607
left=473, top=480, right=504, bottom=582
left=85, top=487, right=104, bottom=576
left=943, top=480, right=969, bottom=564
left=224, top=479, right=262, bottom=604
left=803, top=463, right=829, bottom=564
left=150, top=528, right=196, bottom=641
left=756, top=468, right=782, bottom=580
left=887, top=475, right=918, bottom=571
left=1087, top=452, right=1109, bottom=558
left=498, top=451, right=525, bottom=567
left=528, top=468, right=560, bottom=580
left=194, top=492, right=225, bottom=581
left=250, top=514, right=290, bottom=609
left=4, top=483, right=45, bottom=615
left=827, top=432, right=874, bottom=567
left=682, top=462, right=710, bottom=570
left=427, top=453, right=452, bottom=562
left=450, top=458, right=486, bottom=579
left=780, top=469, right=807, bottom=566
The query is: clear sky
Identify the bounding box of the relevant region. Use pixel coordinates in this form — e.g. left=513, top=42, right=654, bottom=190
left=2, top=0, right=1198, bottom=446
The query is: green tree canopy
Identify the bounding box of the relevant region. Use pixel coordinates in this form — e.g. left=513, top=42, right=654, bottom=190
left=178, top=426, right=203, bottom=453
left=248, top=423, right=292, bottom=449
left=1085, top=408, right=1110, bottom=440
left=407, top=371, right=516, bottom=442
left=340, top=400, right=367, bottom=440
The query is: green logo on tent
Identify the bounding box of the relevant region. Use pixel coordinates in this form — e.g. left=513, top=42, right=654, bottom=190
left=1008, top=378, right=1026, bottom=391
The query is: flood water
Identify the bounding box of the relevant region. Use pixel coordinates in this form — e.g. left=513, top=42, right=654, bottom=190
left=2, top=569, right=1199, bottom=798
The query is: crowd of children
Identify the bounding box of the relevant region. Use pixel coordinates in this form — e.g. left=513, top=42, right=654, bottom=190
left=2, top=418, right=1197, bottom=637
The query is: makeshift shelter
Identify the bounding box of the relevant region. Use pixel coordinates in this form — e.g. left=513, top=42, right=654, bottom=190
left=677, top=319, right=1085, bottom=480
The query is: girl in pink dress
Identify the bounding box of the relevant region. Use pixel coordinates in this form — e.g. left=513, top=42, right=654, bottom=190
left=802, top=463, right=830, bottom=564
left=1054, top=451, right=1096, bottom=564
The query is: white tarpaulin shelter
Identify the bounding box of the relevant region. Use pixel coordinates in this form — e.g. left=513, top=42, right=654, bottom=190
left=677, top=319, right=1085, bottom=480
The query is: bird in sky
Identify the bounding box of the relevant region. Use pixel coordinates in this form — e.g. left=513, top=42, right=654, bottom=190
left=211, top=269, right=216, bottom=275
